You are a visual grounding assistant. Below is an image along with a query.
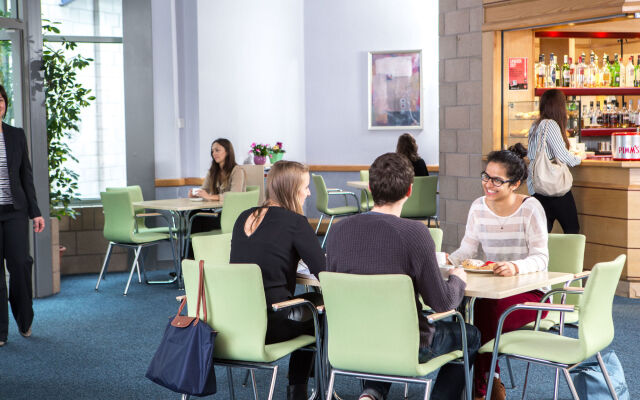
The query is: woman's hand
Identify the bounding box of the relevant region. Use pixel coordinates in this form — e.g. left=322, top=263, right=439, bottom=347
left=189, top=189, right=201, bottom=198
left=33, top=216, right=45, bottom=233
left=493, top=261, right=518, bottom=277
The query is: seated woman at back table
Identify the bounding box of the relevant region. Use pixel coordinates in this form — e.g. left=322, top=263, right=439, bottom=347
left=187, top=138, right=246, bottom=246
left=230, top=160, right=325, bottom=400
left=448, top=144, right=549, bottom=400
left=396, top=132, right=429, bottom=176
left=190, top=138, right=246, bottom=201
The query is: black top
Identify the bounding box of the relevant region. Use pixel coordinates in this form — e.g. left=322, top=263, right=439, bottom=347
left=412, top=158, right=429, bottom=177
left=1, top=123, right=41, bottom=218
left=326, top=212, right=465, bottom=347
left=230, top=206, right=325, bottom=307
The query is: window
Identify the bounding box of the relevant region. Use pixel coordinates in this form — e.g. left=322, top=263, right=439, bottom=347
left=42, top=0, right=125, bottom=199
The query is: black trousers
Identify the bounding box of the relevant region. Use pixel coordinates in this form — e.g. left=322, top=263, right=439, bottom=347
left=266, top=291, right=323, bottom=385
left=533, top=190, right=580, bottom=234
left=0, top=210, right=34, bottom=341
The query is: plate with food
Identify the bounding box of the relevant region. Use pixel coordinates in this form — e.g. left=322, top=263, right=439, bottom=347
left=462, top=259, right=496, bottom=273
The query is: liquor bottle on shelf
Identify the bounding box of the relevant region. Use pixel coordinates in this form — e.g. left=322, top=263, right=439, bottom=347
left=603, top=100, right=610, bottom=127
left=569, top=57, right=576, bottom=88
left=562, top=55, right=571, bottom=87
left=592, top=101, right=601, bottom=127
left=629, top=100, right=636, bottom=127
left=612, top=53, right=621, bottom=87
left=610, top=101, right=620, bottom=128
left=593, top=54, right=601, bottom=87
left=548, top=53, right=557, bottom=88
left=596, top=101, right=604, bottom=127
left=635, top=55, right=640, bottom=87
left=535, top=53, right=546, bottom=88
left=576, top=56, right=586, bottom=88
left=626, top=56, right=635, bottom=87
left=620, top=56, right=626, bottom=87
left=621, top=102, right=630, bottom=128
left=582, top=105, right=589, bottom=128
left=602, top=55, right=611, bottom=87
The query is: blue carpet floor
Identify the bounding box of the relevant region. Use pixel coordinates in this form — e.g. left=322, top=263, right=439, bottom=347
left=0, top=272, right=638, bottom=399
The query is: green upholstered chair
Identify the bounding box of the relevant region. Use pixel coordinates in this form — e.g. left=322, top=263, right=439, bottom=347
left=480, top=255, right=626, bottom=400
left=192, top=233, right=232, bottom=263
left=246, top=185, right=260, bottom=192
left=359, top=170, right=374, bottom=211
left=181, top=260, right=322, bottom=400
left=522, top=233, right=587, bottom=331
left=96, top=190, right=179, bottom=295
left=401, top=176, right=439, bottom=227
left=185, top=190, right=259, bottom=258
left=105, top=185, right=171, bottom=235
left=312, top=174, right=360, bottom=248
left=428, top=228, right=443, bottom=252
left=319, top=272, right=472, bottom=400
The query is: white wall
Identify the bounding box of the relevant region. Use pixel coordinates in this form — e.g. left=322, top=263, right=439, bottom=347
left=195, top=0, right=306, bottom=175
left=304, top=0, right=439, bottom=165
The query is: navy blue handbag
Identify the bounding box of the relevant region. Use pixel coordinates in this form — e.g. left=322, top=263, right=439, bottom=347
left=572, top=351, right=629, bottom=400
left=146, top=260, right=217, bottom=397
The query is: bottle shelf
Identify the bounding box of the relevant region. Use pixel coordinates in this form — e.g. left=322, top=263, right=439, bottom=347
left=581, top=128, right=639, bottom=137
left=534, top=88, right=640, bottom=96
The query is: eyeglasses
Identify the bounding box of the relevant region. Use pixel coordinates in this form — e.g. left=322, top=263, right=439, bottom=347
left=480, top=171, right=513, bottom=187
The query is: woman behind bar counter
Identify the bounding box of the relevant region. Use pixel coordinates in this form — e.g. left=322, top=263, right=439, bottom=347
left=527, top=89, right=583, bottom=233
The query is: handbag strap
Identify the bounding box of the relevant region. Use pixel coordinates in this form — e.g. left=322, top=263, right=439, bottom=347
left=532, top=120, right=550, bottom=176
left=193, top=260, right=207, bottom=326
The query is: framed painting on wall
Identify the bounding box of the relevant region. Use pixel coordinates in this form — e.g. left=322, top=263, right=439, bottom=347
left=368, top=50, right=422, bottom=130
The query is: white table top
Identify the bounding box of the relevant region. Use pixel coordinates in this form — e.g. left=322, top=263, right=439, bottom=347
left=346, top=180, right=369, bottom=190
left=297, top=270, right=574, bottom=300
left=133, top=198, right=223, bottom=212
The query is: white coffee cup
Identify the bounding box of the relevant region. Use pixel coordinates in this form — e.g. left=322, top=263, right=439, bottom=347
left=435, top=252, right=447, bottom=265
left=191, top=188, right=199, bottom=196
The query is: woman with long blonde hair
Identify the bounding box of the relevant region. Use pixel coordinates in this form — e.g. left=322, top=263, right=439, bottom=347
left=230, top=160, right=325, bottom=400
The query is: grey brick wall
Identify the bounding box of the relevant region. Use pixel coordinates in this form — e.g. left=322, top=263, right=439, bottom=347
left=439, top=0, right=484, bottom=252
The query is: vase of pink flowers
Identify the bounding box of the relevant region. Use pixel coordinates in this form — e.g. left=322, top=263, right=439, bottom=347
left=269, top=142, right=286, bottom=163
left=250, top=143, right=270, bottom=165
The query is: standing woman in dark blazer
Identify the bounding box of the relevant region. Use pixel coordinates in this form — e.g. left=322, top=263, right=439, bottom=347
left=0, top=84, right=45, bottom=346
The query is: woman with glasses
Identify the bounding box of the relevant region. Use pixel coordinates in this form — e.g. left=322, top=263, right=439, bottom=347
left=448, top=144, right=549, bottom=400
left=527, top=89, right=583, bottom=233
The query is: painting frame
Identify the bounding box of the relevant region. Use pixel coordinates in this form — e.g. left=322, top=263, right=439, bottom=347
left=368, top=49, right=423, bottom=130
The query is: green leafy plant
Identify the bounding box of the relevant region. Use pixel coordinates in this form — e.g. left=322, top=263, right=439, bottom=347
left=43, top=20, right=95, bottom=219
left=249, top=142, right=270, bottom=156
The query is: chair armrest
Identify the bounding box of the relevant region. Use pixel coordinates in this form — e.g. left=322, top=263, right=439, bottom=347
left=427, top=309, right=456, bottom=323
left=328, top=190, right=361, bottom=212
left=272, top=298, right=306, bottom=311
left=136, top=212, right=163, bottom=217
left=327, top=191, right=356, bottom=196
left=522, top=302, right=575, bottom=312
left=564, top=287, right=584, bottom=293
left=326, top=188, right=341, bottom=192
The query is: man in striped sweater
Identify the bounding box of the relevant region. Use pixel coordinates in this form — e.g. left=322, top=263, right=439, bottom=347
left=326, top=153, right=480, bottom=400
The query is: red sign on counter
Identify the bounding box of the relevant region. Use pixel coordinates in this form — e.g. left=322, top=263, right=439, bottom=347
left=508, top=57, right=528, bottom=90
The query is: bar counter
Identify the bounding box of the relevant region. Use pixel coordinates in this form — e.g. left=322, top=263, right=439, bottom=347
left=570, top=159, right=640, bottom=297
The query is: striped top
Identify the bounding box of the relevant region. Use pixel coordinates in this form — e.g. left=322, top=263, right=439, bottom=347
left=449, top=196, right=549, bottom=276
left=527, top=119, right=581, bottom=195
left=0, top=133, right=12, bottom=205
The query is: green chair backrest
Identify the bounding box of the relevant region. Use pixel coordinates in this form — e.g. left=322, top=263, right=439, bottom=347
left=220, top=191, right=260, bottom=233
left=428, top=228, right=443, bottom=252
left=401, top=176, right=438, bottom=218
left=578, top=255, right=625, bottom=359
left=100, top=190, right=137, bottom=243
left=106, top=185, right=148, bottom=229
left=182, top=260, right=269, bottom=362
left=193, top=233, right=232, bottom=262
left=548, top=233, right=586, bottom=304
left=319, top=272, right=421, bottom=376
left=246, top=185, right=260, bottom=192
left=359, top=170, right=373, bottom=209
left=312, top=174, right=330, bottom=214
